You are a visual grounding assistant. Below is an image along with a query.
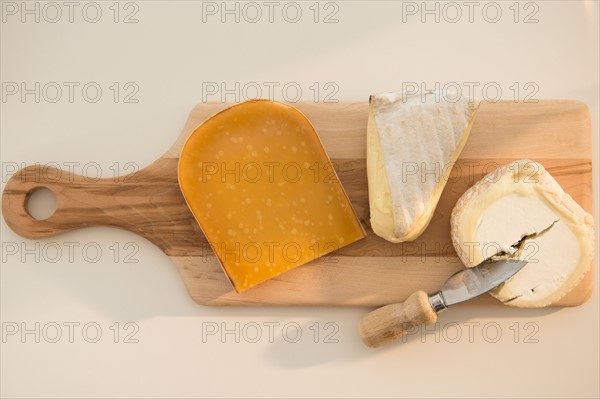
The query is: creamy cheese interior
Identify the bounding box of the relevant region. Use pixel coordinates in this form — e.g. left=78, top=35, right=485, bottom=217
left=468, top=195, right=559, bottom=262
left=496, top=219, right=580, bottom=304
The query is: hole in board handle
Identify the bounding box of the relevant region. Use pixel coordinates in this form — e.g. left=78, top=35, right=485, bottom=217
left=26, top=187, right=57, bottom=220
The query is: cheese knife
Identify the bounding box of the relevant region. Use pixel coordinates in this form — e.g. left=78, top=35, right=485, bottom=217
left=358, top=259, right=528, bottom=348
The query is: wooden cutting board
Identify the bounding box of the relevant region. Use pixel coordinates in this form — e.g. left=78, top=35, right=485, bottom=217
left=1, top=100, right=593, bottom=307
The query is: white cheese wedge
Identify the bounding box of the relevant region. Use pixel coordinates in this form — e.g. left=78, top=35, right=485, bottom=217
left=451, top=160, right=595, bottom=307
left=367, top=91, right=478, bottom=242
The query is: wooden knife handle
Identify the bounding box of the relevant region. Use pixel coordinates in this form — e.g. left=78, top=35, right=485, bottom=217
left=358, top=291, right=438, bottom=348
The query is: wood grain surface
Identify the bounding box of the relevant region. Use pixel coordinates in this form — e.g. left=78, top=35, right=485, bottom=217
left=1, top=101, right=594, bottom=306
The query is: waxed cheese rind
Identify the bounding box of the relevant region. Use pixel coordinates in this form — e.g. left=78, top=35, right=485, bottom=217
left=178, top=100, right=366, bottom=292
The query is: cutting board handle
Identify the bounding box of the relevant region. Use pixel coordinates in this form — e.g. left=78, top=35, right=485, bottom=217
left=2, top=160, right=206, bottom=255
left=2, top=164, right=135, bottom=239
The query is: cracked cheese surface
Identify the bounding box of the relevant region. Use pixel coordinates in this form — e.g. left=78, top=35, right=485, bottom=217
left=451, top=160, right=595, bottom=307
left=179, top=100, right=366, bottom=292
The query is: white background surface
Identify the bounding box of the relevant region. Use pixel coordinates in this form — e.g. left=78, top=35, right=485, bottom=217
left=1, top=1, right=599, bottom=398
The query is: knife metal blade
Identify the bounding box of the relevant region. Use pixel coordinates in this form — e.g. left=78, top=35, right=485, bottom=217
left=359, top=258, right=529, bottom=348
left=429, top=259, right=528, bottom=311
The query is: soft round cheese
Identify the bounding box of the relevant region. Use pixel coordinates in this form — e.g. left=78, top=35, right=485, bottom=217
left=450, top=160, right=595, bottom=307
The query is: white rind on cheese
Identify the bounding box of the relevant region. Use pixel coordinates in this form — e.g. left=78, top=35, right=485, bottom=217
left=451, top=160, right=595, bottom=307
left=367, top=91, right=478, bottom=242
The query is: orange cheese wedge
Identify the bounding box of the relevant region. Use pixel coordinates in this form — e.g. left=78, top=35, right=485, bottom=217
left=178, top=100, right=366, bottom=292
